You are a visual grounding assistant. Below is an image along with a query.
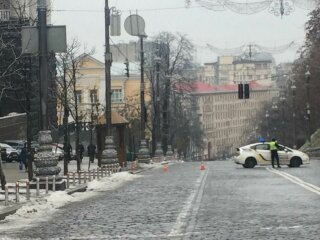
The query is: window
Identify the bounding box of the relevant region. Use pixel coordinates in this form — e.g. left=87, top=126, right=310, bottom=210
left=76, top=90, right=82, bottom=104
left=111, top=89, right=123, bottom=103
left=253, top=144, right=269, bottom=150
left=90, top=90, right=98, bottom=103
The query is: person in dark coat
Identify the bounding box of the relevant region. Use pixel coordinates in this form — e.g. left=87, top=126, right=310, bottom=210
left=78, top=143, right=85, bottom=162
left=87, top=143, right=96, bottom=163
left=20, top=144, right=28, bottom=171
left=64, top=143, right=72, bottom=162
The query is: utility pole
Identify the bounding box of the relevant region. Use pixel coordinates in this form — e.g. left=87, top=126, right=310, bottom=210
left=38, top=0, right=48, bottom=130
left=140, top=35, right=146, bottom=140
left=105, top=0, right=112, bottom=136
left=100, top=0, right=118, bottom=167
left=63, top=65, right=69, bottom=175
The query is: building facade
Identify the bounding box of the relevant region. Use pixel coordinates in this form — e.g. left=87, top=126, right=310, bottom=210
left=57, top=55, right=150, bottom=126
left=0, top=0, right=51, bottom=22
left=192, top=81, right=277, bottom=159
left=197, top=52, right=275, bottom=86
left=0, top=0, right=56, bottom=139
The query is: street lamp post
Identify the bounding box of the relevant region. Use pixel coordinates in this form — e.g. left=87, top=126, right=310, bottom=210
left=271, top=103, right=278, bottom=138
left=305, top=70, right=311, bottom=143
left=100, top=0, right=118, bottom=167
left=137, top=34, right=151, bottom=164
left=280, top=96, right=286, bottom=143
left=291, top=83, right=297, bottom=148
left=153, top=57, right=163, bottom=161
left=265, top=110, right=270, bottom=139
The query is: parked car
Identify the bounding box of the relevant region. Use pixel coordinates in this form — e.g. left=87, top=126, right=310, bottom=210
left=0, top=143, right=19, bottom=162
left=234, top=143, right=310, bottom=168
left=3, top=140, right=25, bottom=155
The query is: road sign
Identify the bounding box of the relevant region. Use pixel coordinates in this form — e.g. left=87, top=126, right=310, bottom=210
left=22, top=26, right=67, bottom=54
left=124, top=14, right=145, bottom=36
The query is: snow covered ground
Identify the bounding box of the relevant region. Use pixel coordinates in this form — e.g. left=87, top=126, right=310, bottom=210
left=0, top=157, right=181, bottom=230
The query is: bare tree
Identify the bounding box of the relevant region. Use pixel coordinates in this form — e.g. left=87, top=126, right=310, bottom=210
left=55, top=38, right=95, bottom=172
left=145, top=32, right=202, bottom=156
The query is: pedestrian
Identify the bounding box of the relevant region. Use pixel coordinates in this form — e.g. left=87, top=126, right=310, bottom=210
left=87, top=143, right=96, bottom=163
left=64, top=143, right=72, bottom=162
left=20, top=144, right=28, bottom=172
left=269, top=138, right=281, bottom=168
left=78, top=143, right=85, bottom=162
left=0, top=155, right=6, bottom=190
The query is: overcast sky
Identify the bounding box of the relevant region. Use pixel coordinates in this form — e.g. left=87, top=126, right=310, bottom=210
left=51, top=0, right=313, bottom=64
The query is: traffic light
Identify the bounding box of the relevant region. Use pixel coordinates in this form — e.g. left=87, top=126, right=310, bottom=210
left=238, top=83, right=250, bottom=99
left=124, top=59, right=129, bottom=78
left=244, top=83, right=250, bottom=99
left=238, top=84, right=243, bottom=99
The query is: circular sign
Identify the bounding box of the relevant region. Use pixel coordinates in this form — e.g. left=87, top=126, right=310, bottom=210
left=124, top=14, right=145, bottom=36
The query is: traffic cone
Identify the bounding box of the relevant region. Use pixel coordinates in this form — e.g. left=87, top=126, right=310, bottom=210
left=200, top=162, right=206, bottom=171
left=163, top=164, right=169, bottom=172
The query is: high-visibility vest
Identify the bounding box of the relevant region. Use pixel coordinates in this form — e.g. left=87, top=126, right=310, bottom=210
left=269, top=141, right=278, bottom=150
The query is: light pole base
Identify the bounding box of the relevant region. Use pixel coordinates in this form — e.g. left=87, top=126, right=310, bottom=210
left=152, top=142, right=163, bottom=163
left=166, top=145, right=174, bottom=161
left=138, top=139, right=150, bottom=164
left=101, top=135, right=119, bottom=166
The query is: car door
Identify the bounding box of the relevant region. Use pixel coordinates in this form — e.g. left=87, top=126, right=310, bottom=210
left=253, top=143, right=271, bottom=165
left=277, top=145, right=290, bottom=165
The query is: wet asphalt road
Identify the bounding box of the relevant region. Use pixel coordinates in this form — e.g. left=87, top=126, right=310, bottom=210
left=1, top=160, right=319, bottom=239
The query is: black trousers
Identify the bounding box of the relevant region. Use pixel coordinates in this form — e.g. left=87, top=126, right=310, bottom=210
left=271, top=150, right=280, bottom=167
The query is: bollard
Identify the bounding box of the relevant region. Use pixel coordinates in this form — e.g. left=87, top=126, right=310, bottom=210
left=36, top=178, right=40, bottom=197
left=52, top=175, right=56, bottom=192
left=45, top=177, right=49, bottom=194
left=26, top=180, right=30, bottom=201
left=15, top=182, right=19, bottom=203
left=84, top=172, right=87, bottom=183
left=97, top=168, right=100, bottom=180
left=67, top=174, right=70, bottom=189
left=5, top=185, right=8, bottom=206
left=78, top=172, right=81, bottom=184
left=93, top=169, right=96, bottom=180
left=88, top=170, right=92, bottom=181
left=73, top=172, right=76, bottom=186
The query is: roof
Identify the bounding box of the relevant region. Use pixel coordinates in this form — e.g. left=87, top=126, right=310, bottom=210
left=191, top=81, right=270, bottom=94
left=97, top=111, right=129, bottom=125
left=233, top=52, right=275, bottom=64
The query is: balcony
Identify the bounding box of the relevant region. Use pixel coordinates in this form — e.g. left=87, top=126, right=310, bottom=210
left=0, top=9, right=10, bottom=21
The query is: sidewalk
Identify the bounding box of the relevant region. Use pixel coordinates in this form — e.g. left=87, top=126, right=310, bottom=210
left=0, top=158, right=182, bottom=221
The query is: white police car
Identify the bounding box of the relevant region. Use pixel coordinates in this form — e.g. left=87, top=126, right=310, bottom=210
left=234, top=143, right=310, bottom=168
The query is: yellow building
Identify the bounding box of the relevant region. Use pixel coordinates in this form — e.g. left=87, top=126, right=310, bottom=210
left=57, top=54, right=150, bottom=126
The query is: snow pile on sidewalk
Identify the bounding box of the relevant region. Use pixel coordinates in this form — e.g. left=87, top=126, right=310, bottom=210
left=0, top=172, right=140, bottom=230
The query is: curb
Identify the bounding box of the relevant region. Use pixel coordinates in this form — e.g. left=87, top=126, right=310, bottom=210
left=0, top=203, right=23, bottom=220
left=129, top=166, right=154, bottom=174
left=0, top=184, right=89, bottom=221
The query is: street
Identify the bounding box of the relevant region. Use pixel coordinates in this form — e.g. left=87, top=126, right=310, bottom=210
left=1, top=160, right=319, bottom=239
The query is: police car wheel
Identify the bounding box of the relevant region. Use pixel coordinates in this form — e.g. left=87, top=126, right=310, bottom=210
left=245, top=157, right=256, bottom=168
left=289, top=157, right=301, bottom=168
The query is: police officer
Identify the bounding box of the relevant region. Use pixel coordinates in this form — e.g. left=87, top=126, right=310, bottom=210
left=269, top=138, right=281, bottom=168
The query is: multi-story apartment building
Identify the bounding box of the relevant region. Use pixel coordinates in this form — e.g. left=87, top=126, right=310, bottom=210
left=198, top=52, right=275, bottom=86
left=192, top=81, right=277, bottom=159
left=0, top=0, right=55, bottom=139
left=197, top=62, right=217, bottom=85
